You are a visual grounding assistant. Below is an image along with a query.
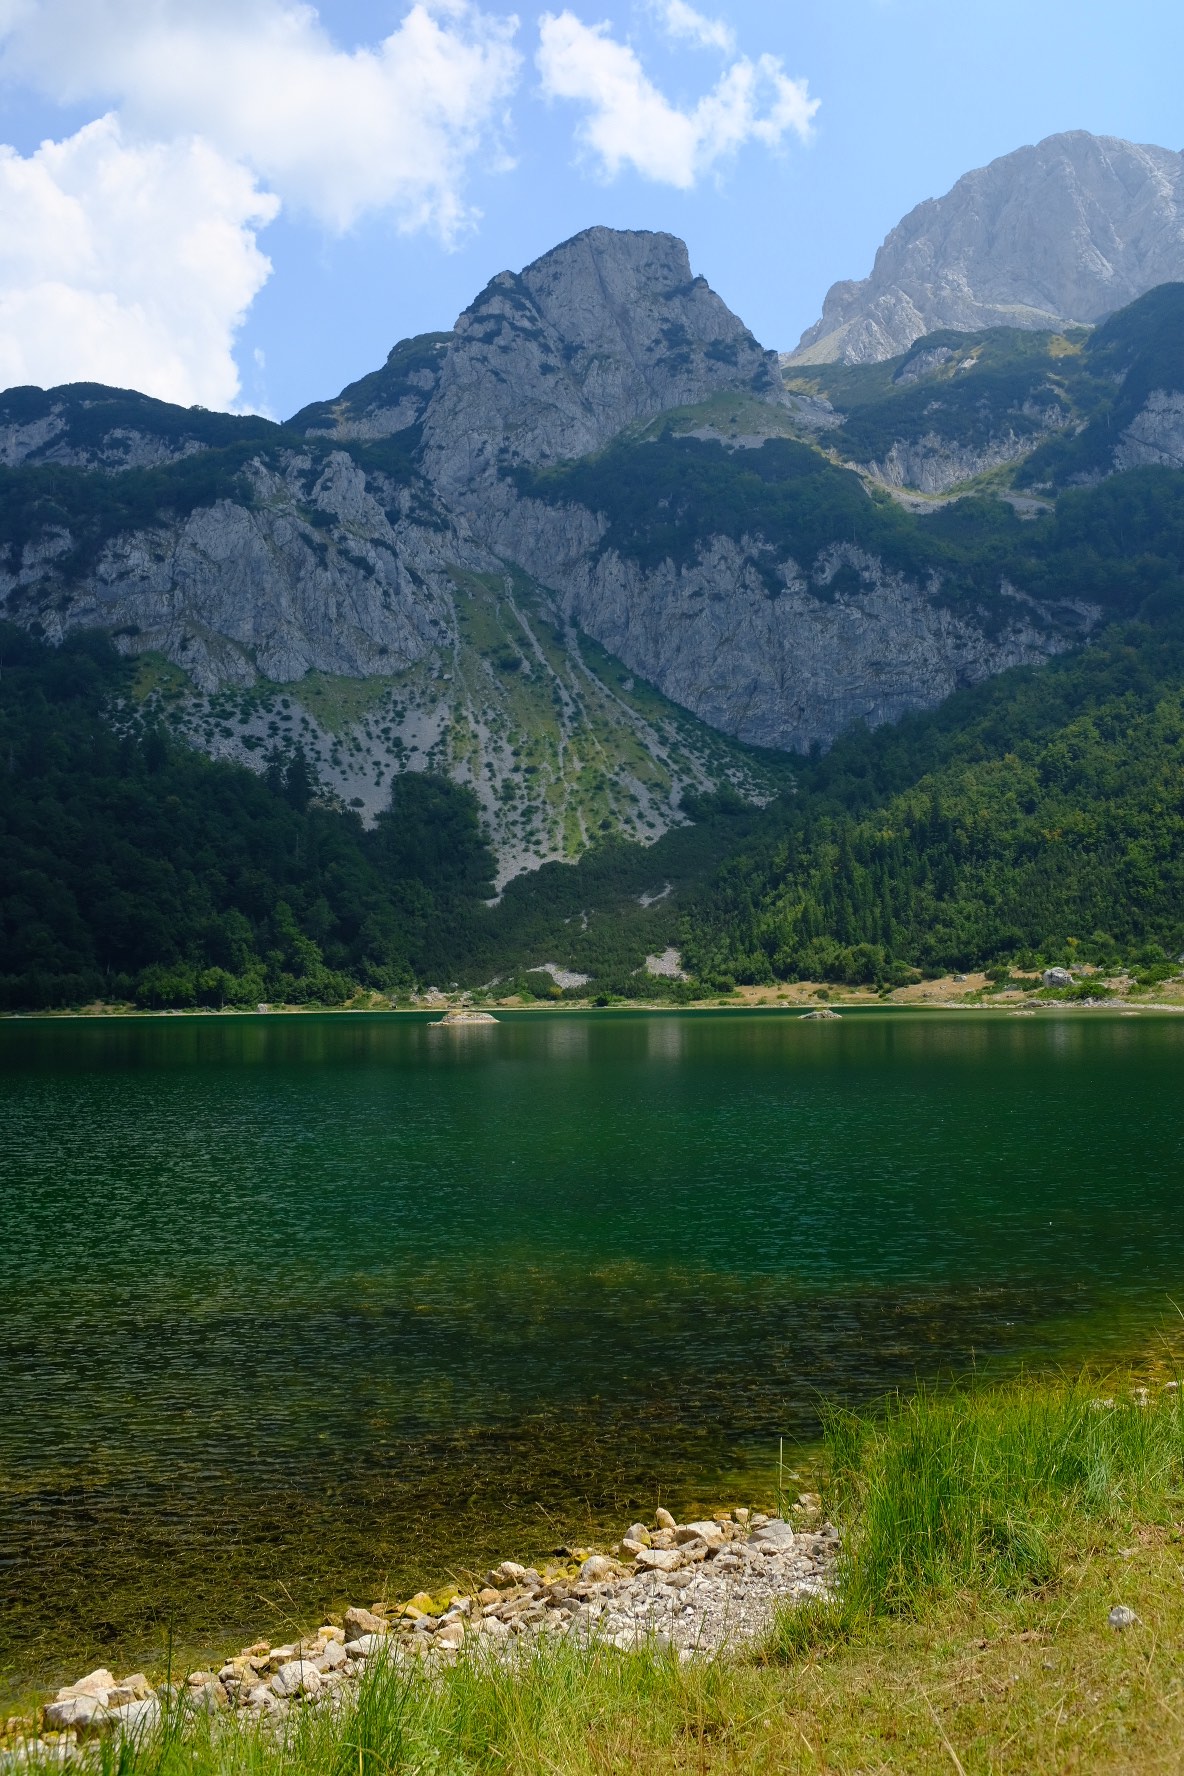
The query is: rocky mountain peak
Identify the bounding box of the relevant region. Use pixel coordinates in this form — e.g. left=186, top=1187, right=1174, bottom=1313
left=301, top=228, right=781, bottom=494
left=790, top=131, right=1184, bottom=365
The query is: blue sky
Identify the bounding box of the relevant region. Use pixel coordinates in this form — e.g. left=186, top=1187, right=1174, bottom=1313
left=0, top=0, right=1181, bottom=418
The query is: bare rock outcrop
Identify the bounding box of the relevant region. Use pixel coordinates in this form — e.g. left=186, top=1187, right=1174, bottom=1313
left=790, top=132, right=1184, bottom=365
left=305, top=227, right=782, bottom=497
left=1114, top=388, right=1184, bottom=472
left=1, top=449, right=477, bottom=692
left=495, top=498, right=1086, bottom=749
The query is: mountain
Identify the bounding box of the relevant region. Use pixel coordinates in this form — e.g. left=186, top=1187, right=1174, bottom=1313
left=5, top=220, right=1184, bottom=1008
left=784, top=282, right=1184, bottom=495
left=790, top=132, right=1184, bottom=366
left=0, top=236, right=792, bottom=886
left=0, top=227, right=1105, bottom=879
left=295, top=227, right=781, bottom=497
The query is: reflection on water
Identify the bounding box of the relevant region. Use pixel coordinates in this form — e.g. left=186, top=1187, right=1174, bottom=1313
left=540, top=1018, right=592, bottom=1063
left=645, top=1016, right=685, bottom=1063
left=1, top=1009, right=1182, bottom=1698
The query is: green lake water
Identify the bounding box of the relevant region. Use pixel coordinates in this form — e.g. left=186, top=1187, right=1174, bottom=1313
left=2, top=1008, right=1182, bottom=1699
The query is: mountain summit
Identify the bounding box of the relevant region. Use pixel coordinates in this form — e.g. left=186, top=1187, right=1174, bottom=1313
left=297, top=226, right=781, bottom=494
left=790, top=131, right=1184, bottom=365
left=4, top=222, right=1183, bottom=880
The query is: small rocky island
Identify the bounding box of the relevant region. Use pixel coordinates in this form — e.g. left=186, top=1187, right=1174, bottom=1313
left=431, top=1009, right=499, bottom=1026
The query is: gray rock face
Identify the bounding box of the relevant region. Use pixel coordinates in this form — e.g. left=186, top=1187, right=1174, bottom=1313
left=312, top=228, right=782, bottom=494
left=791, top=132, right=1184, bottom=364
left=0, top=411, right=205, bottom=471
left=2, top=450, right=471, bottom=692
left=866, top=424, right=1066, bottom=496
left=1114, top=388, right=1184, bottom=471
left=498, top=508, right=1084, bottom=750
left=0, top=384, right=274, bottom=470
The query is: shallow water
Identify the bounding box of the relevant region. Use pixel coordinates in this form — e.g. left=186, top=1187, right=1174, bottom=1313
left=1, top=1009, right=1181, bottom=1697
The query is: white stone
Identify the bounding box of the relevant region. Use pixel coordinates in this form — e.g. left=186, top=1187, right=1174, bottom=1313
left=42, top=1695, right=109, bottom=1733
left=271, top=1661, right=323, bottom=1699
left=679, top=1522, right=726, bottom=1549
left=111, top=1698, right=161, bottom=1737
left=579, top=1555, right=617, bottom=1582
left=344, top=1634, right=381, bottom=1658
left=635, top=1548, right=682, bottom=1573
left=316, top=1639, right=348, bottom=1672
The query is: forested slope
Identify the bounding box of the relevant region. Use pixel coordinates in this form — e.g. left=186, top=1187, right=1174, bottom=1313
left=682, top=607, right=1184, bottom=987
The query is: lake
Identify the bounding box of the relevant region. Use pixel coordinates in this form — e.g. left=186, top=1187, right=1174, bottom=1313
left=1, top=1008, right=1181, bottom=1699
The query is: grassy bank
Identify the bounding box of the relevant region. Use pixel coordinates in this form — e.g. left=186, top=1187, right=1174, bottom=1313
left=14, top=1374, right=1184, bottom=1772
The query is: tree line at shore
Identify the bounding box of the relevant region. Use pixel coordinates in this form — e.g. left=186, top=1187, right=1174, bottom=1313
left=3, top=584, right=1184, bottom=1011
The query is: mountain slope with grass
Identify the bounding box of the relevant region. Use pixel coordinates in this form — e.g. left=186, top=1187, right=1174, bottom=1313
left=0, top=621, right=781, bottom=1008
left=5, top=563, right=1184, bottom=1008
left=10, top=232, right=1179, bottom=870
left=3, top=215, right=1184, bottom=1003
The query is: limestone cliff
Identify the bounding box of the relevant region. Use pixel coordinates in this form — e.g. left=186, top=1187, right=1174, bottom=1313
left=791, top=133, right=1184, bottom=365
left=3, top=449, right=470, bottom=692
left=1115, top=390, right=1184, bottom=472
left=0, top=221, right=1169, bottom=882
left=490, top=497, right=1086, bottom=752
left=301, top=227, right=781, bottom=494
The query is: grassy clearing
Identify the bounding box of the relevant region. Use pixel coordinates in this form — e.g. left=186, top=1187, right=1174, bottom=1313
left=19, top=1376, right=1184, bottom=1772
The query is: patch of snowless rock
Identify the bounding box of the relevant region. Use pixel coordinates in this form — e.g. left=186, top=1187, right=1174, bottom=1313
left=7, top=1506, right=838, bottom=1761
left=789, top=131, right=1184, bottom=365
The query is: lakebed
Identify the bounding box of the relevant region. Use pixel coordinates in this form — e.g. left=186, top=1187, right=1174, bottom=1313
left=2, top=1009, right=1182, bottom=1709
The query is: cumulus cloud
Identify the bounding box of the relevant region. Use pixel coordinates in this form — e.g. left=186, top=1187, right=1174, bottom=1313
left=0, top=0, right=522, bottom=238
left=537, top=9, right=817, bottom=188
left=0, top=116, right=278, bottom=406
left=652, top=0, right=735, bottom=54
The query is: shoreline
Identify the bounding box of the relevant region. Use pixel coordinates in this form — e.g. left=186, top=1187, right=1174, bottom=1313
left=6, top=1370, right=1184, bottom=1771
left=6, top=995, right=1184, bottom=1022
left=3, top=1501, right=837, bottom=1753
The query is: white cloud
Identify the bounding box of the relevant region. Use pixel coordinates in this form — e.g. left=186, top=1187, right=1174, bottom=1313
left=537, top=10, right=817, bottom=188
left=653, top=0, right=735, bottom=54
left=0, top=116, right=278, bottom=406
left=0, top=0, right=522, bottom=238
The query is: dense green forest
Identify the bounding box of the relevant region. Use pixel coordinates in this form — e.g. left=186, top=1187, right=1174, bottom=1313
left=681, top=607, right=1184, bottom=989
left=4, top=589, right=1184, bottom=1009
left=0, top=625, right=499, bottom=1010
left=0, top=622, right=764, bottom=1008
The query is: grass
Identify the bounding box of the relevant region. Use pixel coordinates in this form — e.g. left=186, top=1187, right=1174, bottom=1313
left=18, top=1375, right=1184, bottom=1772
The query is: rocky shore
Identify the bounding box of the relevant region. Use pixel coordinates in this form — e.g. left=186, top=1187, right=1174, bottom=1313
left=4, top=1502, right=839, bottom=1762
